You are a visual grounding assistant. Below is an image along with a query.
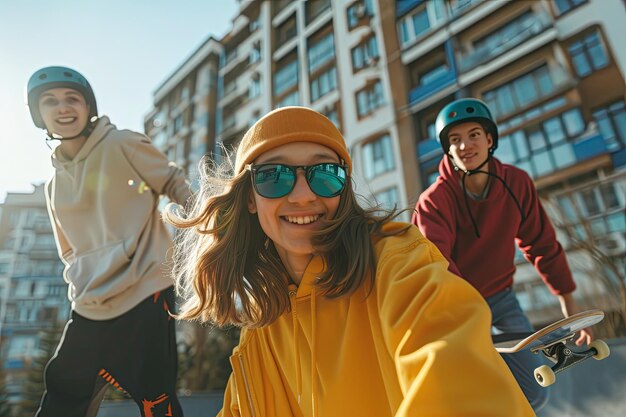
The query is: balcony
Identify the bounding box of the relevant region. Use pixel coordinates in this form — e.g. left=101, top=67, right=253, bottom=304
left=416, top=138, right=442, bottom=161
left=220, top=79, right=248, bottom=108
left=408, top=67, right=456, bottom=106
left=458, top=12, right=553, bottom=73
left=573, top=132, right=608, bottom=162
left=450, top=0, right=482, bottom=17
left=396, top=0, right=425, bottom=17
left=612, top=149, right=626, bottom=169
left=29, top=249, right=59, bottom=260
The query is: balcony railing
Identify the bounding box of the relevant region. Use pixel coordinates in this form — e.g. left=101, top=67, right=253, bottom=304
left=458, top=12, right=552, bottom=73
left=408, top=67, right=456, bottom=106
left=396, top=0, right=425, bottom=17
left=416, top=138, right=442, bottom=161
left=573, top=132, right=608, bottom=162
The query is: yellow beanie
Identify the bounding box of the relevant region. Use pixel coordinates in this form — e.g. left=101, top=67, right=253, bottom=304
left=234, top=106, right=352, bottom=175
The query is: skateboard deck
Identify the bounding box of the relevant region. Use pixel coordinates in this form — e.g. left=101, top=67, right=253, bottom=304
left=493, top=309, right=610, bottom=386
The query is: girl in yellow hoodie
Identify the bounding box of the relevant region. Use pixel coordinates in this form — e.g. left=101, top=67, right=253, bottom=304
left=166, top=106, right=536, bottom=417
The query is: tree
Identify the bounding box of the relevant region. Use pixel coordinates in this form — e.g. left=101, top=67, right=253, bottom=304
left=0, top=362, right=13, bottom=417
left=542, top=175, right=626, bottom=338
left=178, top=324, right=240, bottom=393
left=15, top=325, right=62, bottom=416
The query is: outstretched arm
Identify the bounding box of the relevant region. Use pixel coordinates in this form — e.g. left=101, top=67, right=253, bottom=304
left=124, top=132, right=191, bottom=206
left=377, top=231, right=535, bottom=416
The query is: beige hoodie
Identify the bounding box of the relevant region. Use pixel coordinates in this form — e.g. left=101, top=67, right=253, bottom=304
left=45, top=116, right=190, bottom=320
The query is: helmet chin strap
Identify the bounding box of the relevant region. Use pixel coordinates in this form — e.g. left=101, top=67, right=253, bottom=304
left=44, top=117, right=97, bottom=142
left=447, top=149, right=526, bottom=239
left=449, top=154, right=491, bottom=176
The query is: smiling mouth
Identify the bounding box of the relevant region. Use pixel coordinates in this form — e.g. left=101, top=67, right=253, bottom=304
left=56, top=117, right=77, bottom=125
left=283, top=214, right=323, bottom=225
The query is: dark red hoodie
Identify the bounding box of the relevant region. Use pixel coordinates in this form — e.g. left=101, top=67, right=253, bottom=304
left=412, top=156, right=576, bottom=298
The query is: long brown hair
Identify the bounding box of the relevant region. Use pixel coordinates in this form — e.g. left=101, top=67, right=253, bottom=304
left=165, top=157, right=405, bottom=328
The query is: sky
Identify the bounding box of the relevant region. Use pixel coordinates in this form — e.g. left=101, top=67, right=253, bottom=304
left=0, top=0, right=238, bottom=203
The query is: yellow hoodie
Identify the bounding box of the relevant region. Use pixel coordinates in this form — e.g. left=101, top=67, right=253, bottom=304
left=45, top=116, right=190, bottom=320
left=219, top=223, right=535, bottom=417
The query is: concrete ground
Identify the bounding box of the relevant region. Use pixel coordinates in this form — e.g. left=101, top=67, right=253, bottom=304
left=97, top=338, right=626, bottom=417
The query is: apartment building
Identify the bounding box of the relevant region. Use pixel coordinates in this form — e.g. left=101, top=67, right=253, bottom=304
left=146, top=0, right=626, bottom=326
left=144, top=36, right=222, bottom=187
left=0, top=184, right=67, bottom=406
left=148, top=0, right=414, bottom=212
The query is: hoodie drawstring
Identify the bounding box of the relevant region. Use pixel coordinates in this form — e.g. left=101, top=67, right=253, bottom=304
left=311, top=289, right=318, bottom=417
left=461, top=172, right=481, bottom=238
left=455, top=156, right=526, bottom=239
left=290, top=290, right=302, bottom=405
left=289, top=287, right=319, bottom=417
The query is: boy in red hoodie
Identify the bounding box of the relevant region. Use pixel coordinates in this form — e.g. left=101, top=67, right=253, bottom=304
left=412, top=98, right=592, bottom=411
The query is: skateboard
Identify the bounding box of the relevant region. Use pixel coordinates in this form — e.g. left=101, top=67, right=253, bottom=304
left=492, top=309, right=610, bottom=387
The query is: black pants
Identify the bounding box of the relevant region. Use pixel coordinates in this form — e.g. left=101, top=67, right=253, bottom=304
left=35, top=287, right=183, bottom=417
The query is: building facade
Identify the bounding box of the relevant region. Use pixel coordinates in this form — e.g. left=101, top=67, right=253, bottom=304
left=144, top=36, right=222, bottom=188
left=0, top=184, right=67, bottom=407
left=145, top=0, right=626, bottom=326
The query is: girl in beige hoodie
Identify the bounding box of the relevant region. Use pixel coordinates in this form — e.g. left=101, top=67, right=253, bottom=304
left=27, top=66, right=188, bottom=417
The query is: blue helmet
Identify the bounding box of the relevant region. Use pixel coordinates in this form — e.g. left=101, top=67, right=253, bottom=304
left=435, top=98, right=498, bottom=154
left=27, top=66, right=98, bottom=129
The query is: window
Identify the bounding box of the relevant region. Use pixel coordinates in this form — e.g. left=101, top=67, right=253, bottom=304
left=223, top=80, right=237, bottom=97
left=249, top=77, right=261, bottom=99
left=276, top=90, right=300, bottom=108
left=305, top=0, right=331, bottom=24
left=32, top=235, right=56, bottom=250
left=276, top=15, right=297, bottom=46
left=568, top=30, right=609, bottom=78
left=351, top=35, right=379, bottom=71
left=308, top=32, right=335, bottom=73
left=450, top=0, right=479, bottom=15
left=397, top=6, right=430, bottom=45
left=323, top=106, right=340, bottom=128
left=223, top=48, right=238, bottom=67
left=553, top=0, right=587, bottom=16
left=7, top=335, right=37, bottom=359
left=274, top=59, right=299, bottom=96
left=363, top=135, right=395, bottom=179
left=497, top=108, right=585, bottom=178
left=474, top=12, right=536, bottom=52
left=593, top=101, right=626, bottom=151
left=356, top=81, right=384, bottom=117
left=173, top=115, right=183, bottom=134
left=483, top=65, right=554, bottom=118
left=249, top=42, right=262, bottom=64
left=152, top=131, right=167, bottom=149
left=310, top=67, right=337, bottom=102
left=419, top=63, right=449, bottom=86
left=347, top=0, right=374, bottom=30
left=374, top=187, right=399, bottom=211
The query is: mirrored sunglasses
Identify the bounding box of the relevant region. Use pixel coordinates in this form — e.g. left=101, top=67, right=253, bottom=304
left=246, top=163, right=348, bottom=199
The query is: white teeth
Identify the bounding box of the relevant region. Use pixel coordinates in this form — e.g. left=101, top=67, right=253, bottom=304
left=57, top=117, right=75, bottom=123
left=285, top=214, right=321, bottom=225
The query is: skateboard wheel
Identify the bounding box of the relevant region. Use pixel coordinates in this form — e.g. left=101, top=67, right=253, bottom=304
left=534, top=365, right=556, bottom=387
left=590, top=340, right=610, bottom=360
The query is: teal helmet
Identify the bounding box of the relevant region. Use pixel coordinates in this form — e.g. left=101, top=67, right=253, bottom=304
left=435, top=98, right=498, bottom=154
left=27, top=66, right=98, bottom=129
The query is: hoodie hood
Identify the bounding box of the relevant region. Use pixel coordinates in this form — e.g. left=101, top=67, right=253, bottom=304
left=51, top=116, right=114, bottom=167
